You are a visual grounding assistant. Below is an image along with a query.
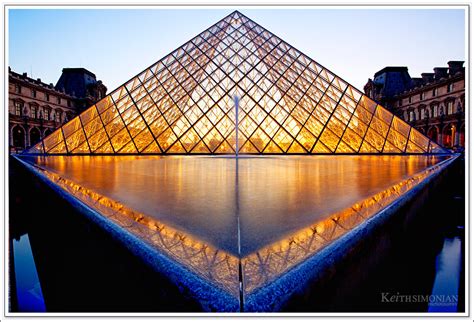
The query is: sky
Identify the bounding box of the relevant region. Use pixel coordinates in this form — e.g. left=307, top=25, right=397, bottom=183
left=8, top=8, right=465, bottom=92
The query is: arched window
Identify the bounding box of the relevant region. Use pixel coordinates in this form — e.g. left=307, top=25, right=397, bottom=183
left=12, top=125, right=25, bottom=148
left=442, top=124, right=456, bottom=147
left=428, top=127, right=439, bottom=143
left=30, top=127, right=41, bottom=146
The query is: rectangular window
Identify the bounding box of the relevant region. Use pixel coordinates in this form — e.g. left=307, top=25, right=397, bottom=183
left=420, top=108, right=425, bottom=119
left=57, top=97, right=61, bottom=104
left=14, top=102, right=22, bottom=116
left=433, top=104, right=438, bottom=117
left=447, top=101, right=454, bottom=114
left=409, top=111, right=415, bottom=121
left=447, top=83, right=454, bottom=93
left=45, top=110, right=50, bottom=120
left=15, top=84, right=21, bottom=94
left=31, top=89, right=36, bottom=98
left=45, top=93, right=50, bottom=101
left=408, top=96, right=412, bottom=103
left=30, top=106, right=37, bottom=119
left=420, top=92, right=424, bottom=100
left=55, top=110, right=61, bottom=122
left=67, top=100, right=71, bottom=107
left=432, top=88, right=437, bottom=97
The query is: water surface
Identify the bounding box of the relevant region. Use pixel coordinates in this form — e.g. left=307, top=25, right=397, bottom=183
left=22, top=155, right=448, bottom=256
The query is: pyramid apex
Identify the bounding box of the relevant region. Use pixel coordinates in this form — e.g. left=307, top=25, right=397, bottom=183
left=229, top=10, right=244, bottom=17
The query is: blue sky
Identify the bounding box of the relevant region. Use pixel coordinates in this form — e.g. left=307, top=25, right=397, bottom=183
left=8, top=8, right=465, bottom=92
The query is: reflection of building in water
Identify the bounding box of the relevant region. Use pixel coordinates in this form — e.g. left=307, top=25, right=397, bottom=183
left=8, top=67, right=107, bottom=153
left=364, top=62, right=465, bottom=150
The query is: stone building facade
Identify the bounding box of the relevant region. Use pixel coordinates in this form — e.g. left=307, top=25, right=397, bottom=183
left=364, top=61, right=465, bottom=150
left=8, top=67, right=107, bottom=153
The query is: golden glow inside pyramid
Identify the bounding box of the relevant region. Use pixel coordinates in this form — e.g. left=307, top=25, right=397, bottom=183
left=27, top=11, right=447, bottom=155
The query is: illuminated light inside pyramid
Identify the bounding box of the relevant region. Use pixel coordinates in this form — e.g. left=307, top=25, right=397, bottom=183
left=27, top=11, right=447, bottom=155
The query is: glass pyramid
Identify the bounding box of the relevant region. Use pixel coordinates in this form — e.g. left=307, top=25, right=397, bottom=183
left=27, top=11, right=447, bottom=155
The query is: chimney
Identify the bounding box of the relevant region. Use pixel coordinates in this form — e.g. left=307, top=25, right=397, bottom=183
left=22, top=72, right=27, bottom=78
left=421, top=73, right=434, bottom=83
left=433, top=67, right=448, bottom=80
left=448, top=61, right=464, bottom=75
left=37, top=78, right=41, bottom=83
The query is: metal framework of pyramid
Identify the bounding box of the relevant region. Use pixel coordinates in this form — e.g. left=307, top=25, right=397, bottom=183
left=27, top=11, right=446, bottom=155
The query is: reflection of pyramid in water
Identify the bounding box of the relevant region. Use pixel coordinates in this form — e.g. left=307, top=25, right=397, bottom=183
left=28, top=11, right=446, bottom=155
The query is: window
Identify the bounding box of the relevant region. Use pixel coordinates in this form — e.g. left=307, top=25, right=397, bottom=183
left=447, top=101, right=454, bottom=115
left=31, top=89, right=36, bottom=98
left=408, top=96, right=412, bottom=103
left=67, top=100, right=71, bottom=107
left=30, top=105, right=37, bottom=119
left=55, top=110, right=61, bottom=122
left=409, top=110, right=415, bottom=122
left=420, top=92, right=424, bottom=100
left=398, top=100, right=402, bottom=107
left=439, top=105, right=444, bottom=116
left=45, top=93, right=50, bottom=101
left=432, top=88, right=437, bottom=97
left=447, top=83, right=454, bottom=93
left=45, top=109, right=50, bottom=120
left=433, top=104, right=438, bottom=117
left=57, top=97, right=61, bottom=104
left=15, top=84, right=21, bottom=94
left=14, top=102, right=23, bottom=116
left=420, top=108, right=426, bottom=119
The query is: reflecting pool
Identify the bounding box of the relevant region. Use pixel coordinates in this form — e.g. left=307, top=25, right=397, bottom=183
left=21, top=155, right=449, bottom=256
left=18, top=154, right=454, bottom=308
left=19, top=156, right=444, bottom=256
